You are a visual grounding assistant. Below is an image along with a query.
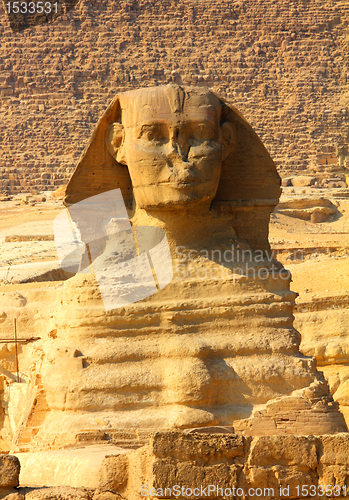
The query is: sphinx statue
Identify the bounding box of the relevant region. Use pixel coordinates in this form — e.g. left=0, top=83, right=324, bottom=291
left=13, top=85, right=346, bottom=450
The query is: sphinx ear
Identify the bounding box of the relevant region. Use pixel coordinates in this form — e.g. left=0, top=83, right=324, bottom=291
left=221, top=122, right=236, bottom=161
left=106, top=122, right=127, bottom=165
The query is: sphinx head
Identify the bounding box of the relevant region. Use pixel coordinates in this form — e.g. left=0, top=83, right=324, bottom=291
left=64, top=84, right=281, bottom=250
left=105, top=85, right=236, bottom=210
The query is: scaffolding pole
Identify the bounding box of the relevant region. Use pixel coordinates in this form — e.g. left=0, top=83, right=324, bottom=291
left=14, top=318, right=19, bottom=383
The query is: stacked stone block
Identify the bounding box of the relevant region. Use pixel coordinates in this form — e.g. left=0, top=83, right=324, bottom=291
left=98, top=432, right=349, bottom=500
left=0, top=0, right=348, bottom=194
left=0, top=454, right=20, bottom=498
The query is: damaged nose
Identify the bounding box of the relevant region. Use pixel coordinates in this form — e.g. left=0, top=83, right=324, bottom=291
left=166, top=146, right=199, bottom=183
left=166, top=134, right=190, bottom=161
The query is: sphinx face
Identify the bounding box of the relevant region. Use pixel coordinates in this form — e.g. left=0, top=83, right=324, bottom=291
left=116, top=86, right=225, bottom=210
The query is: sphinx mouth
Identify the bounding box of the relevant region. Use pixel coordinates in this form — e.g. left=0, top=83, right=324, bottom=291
left=158, top=180, right=203, bottom=188
left=135, top=179, right=209, bottom=190
left=166, top=171, right=203, bottom=186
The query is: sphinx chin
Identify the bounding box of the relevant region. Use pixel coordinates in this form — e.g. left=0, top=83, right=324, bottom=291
left=133, top=185, right=214, bottom=210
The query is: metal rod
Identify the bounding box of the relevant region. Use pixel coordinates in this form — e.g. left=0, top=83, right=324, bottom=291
left=14, top=318, right=19, bottom=383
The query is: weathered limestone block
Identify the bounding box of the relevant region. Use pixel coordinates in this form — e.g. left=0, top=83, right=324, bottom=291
left=297, top=307, right=349, bottom=426
left=93, top=493, right=122, bottom=500
left=275, top=197, right=337, bottom=222
left=97, top=432, right=349, bottom=500
left=99, top=455, right=129, bottom=493
left=234, top=383, right=346, bottom=436
left=99, top=432, right=248, bottom=499
left=0, top=455, right=21, bottom=500
left=318, top=434, right=349, bottom=490
left=149, top=434, right=246, bottom=496
left=24, top=487, right=91, bottom=500
left=298, top=308, right=349, bottom=366
left=247, top=435, right=318, bottom=468
left=291, top=176, right=316, bottom=187
left=0, top=455, right=20, bottom=488
left=245, top=435, right=318, bottom=496
left=151, top=431, right=246, bottom=462
left=1, top=493, right=24, bottom=500
left=152, top=460, right=241, bottom=496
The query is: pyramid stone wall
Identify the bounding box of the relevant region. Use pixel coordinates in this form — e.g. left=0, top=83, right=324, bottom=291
left=0, top=0, right=348, bottom=194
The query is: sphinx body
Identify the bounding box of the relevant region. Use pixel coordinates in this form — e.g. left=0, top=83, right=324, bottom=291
left=13, top=85, right=346, bottom=450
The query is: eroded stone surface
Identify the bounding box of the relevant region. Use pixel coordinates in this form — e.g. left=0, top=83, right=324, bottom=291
left=0, top=456, right=20, bottom=488
left=0, top=0, right=348, bottom=195
left=24, top=487, right=91, bottom=500
left=0, top=85, right=345, bottom=452
left=97, top=432, right=349, bottom=500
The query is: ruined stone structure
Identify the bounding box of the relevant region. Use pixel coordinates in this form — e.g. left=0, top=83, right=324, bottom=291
left=101, top=432, right=349, bottom=500
left=296, top=294, right=349, bottom=427
left=0, top=0, right=348, bottom=194
left=0, top=85, right=346, bottom=454
left=2, top=432, right=349, bottom=498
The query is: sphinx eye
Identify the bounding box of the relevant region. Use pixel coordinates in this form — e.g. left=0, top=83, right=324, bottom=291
left=140, top=125, right=166, bottom=143
left=191, top=123, right=215, bottom=142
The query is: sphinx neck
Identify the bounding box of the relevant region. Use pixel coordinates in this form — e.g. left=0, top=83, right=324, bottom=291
left=131, top=206, right=235, bottom=249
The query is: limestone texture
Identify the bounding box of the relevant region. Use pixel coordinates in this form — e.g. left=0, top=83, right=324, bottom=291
left=2, top=85, right=344, bottom=451
left=0, top=434, right=349, bottom=498
left=0, top=0, right=348, bottom=194
left=97, top=431, right=349, bottom=500
left=24, top=488, right=91, bottom=500
left=270, top=192, right=349, bottom=430
left=0, top=192, right=348, bottom=492
left=0, top=455, right=20, bottom=488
